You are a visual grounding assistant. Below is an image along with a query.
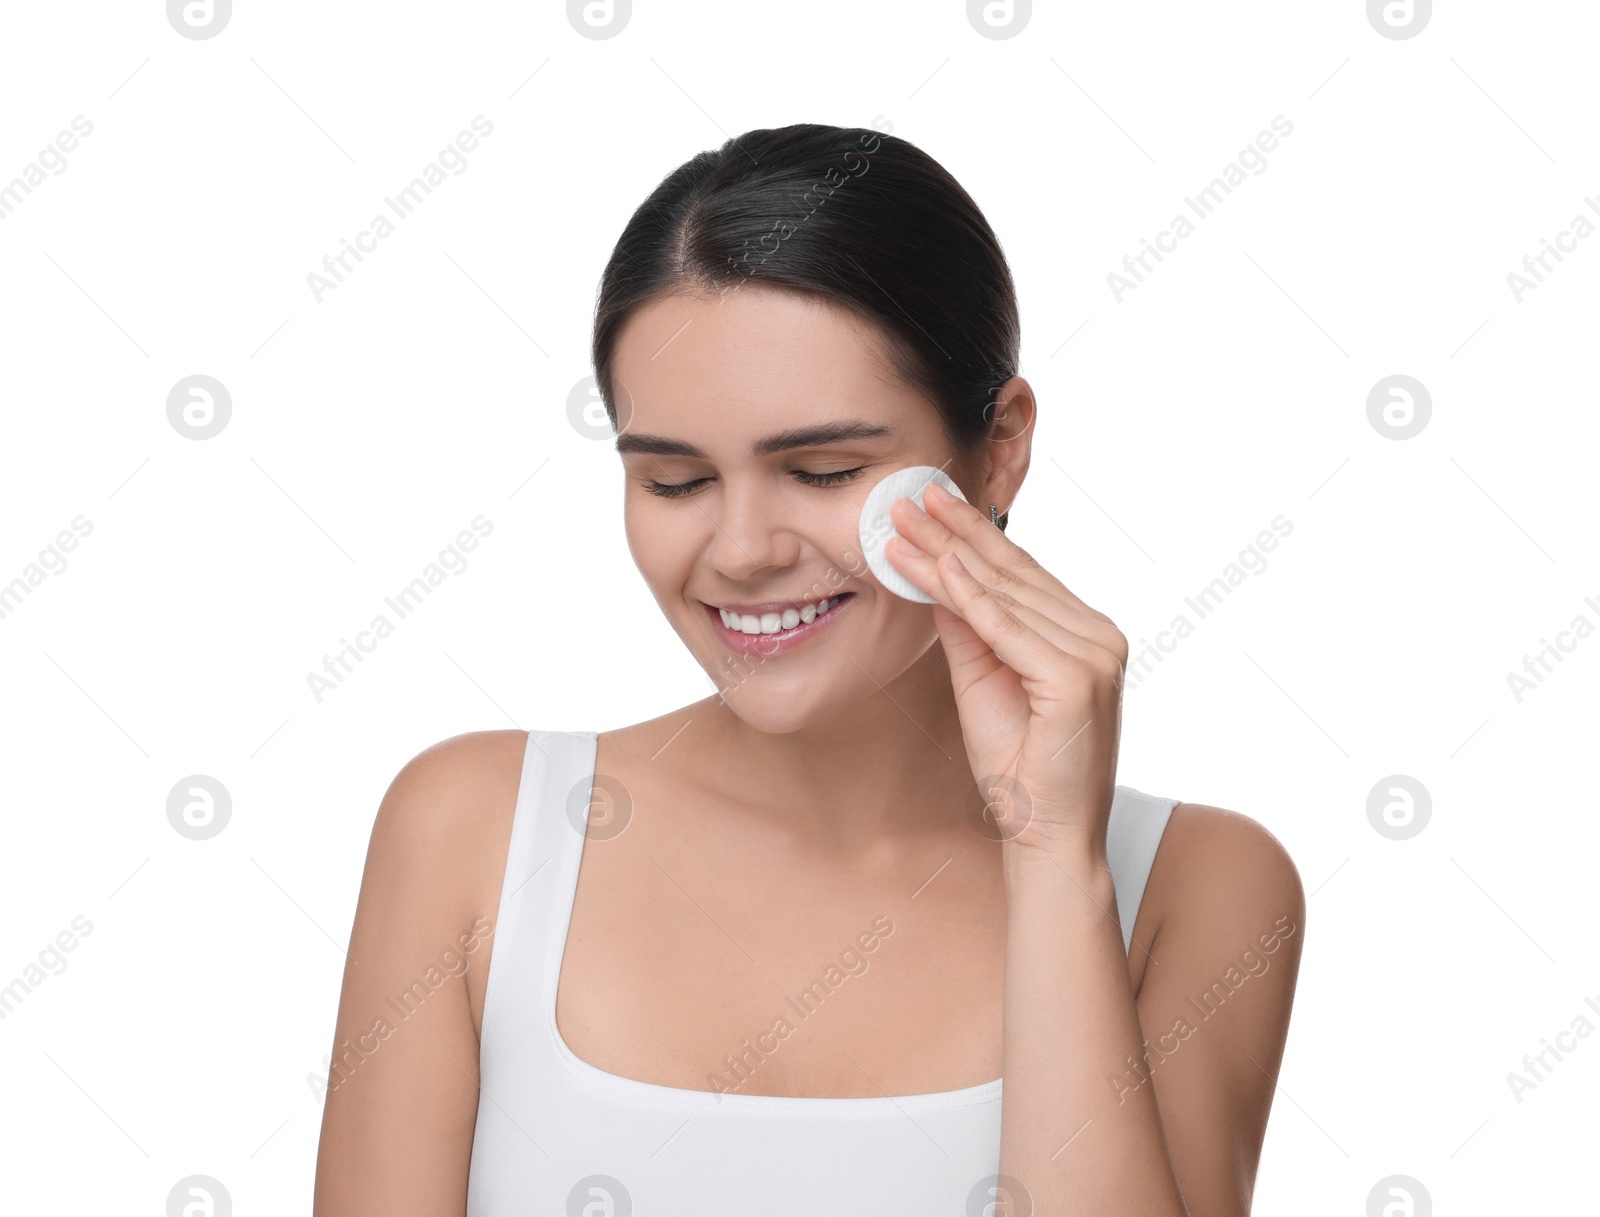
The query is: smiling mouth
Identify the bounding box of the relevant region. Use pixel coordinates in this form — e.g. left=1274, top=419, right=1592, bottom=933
left=703, top=592, right=856, bottom=655
left=712, top=593, right=852, bottom=636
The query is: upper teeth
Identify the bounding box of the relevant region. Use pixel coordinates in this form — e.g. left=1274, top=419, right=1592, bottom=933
left=718, top=597, right=841, bottom=635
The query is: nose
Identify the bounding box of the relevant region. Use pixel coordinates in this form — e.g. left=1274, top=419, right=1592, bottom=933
left=703, top=475, right=802, bottom=582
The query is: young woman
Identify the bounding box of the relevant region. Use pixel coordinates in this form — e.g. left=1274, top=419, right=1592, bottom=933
left=313, top=123, right=1305, bottom=1217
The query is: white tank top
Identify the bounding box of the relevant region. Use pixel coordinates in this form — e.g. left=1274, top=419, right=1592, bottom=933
left=466, top=728, right=1178, bottom=1215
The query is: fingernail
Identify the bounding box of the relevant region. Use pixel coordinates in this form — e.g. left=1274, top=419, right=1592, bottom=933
left=900, top=496, right=927, bottom=520
left=924, top=481, right=953, bottom=504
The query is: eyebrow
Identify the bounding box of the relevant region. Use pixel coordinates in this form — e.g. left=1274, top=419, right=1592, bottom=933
left=614, top=420, right=894, bottom=459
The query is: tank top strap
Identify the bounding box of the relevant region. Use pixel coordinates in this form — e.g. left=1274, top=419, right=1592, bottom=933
left=517, top=728, right=598, bottom=874
left=1105, top=785, right=1180, bottom=954
left=476, top=729, right=596, bottom=1075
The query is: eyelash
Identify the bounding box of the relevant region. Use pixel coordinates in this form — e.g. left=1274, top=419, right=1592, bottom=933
left=644, top=467, right=867, bottom=499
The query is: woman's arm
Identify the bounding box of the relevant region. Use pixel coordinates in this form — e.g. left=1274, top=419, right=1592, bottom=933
left=997, top=804, right=1305, bottom=1217
left=312, top=733, right=521, bottom=1217
left=882, top=483, right=1305, bottom=1215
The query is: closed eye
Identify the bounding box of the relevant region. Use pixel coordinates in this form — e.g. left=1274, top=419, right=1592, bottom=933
left=794, top=467, right=866, bottom=488
left=643, top=467, right=867, bottom=499
left=642, top=477, right=710, bottom=500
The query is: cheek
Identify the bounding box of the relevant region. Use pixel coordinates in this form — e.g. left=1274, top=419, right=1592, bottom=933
left=834, top=548, right=869, bottom=583
left=625, top=502, right=702, bottom=600
left=624, top=502, right=669, bottom=574
left=828, top=498, right=876, bottom=581
left=870, top=590, right=941, bottom=648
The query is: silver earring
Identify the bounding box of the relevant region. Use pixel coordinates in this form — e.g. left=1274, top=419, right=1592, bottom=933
left=989, top=503, right=999, bottom=527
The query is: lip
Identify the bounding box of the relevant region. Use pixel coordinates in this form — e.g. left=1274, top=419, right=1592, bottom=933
left=705, top=592, right=856, bottom=658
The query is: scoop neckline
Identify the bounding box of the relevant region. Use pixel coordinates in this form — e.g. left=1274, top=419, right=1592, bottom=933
left=541, top=728, right=1005, bottom=1113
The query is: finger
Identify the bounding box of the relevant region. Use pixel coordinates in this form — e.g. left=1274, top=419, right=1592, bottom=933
left=886, top=508, right=1119, bottom=664
left=919, top=484, right=1113, bottom=625
left=885, top=531, right=1019, bottom=644
left=884, top=537, right=1010, bottom=687
left=944, top=551, right=1124, bottom=675
left=892, top=494, right=1119, bottom=648
left=935, top=550, right=1117, bottom=697
left=889, top=535, right=1118, bottom=675
left=883, top=534, right=958, bottom=612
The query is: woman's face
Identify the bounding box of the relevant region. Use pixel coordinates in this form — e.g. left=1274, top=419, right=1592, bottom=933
left=609, top=283, right=979, bottom=735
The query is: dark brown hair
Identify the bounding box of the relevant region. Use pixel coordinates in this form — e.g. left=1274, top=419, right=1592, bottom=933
left=590, top=122, right=1020, bottom=527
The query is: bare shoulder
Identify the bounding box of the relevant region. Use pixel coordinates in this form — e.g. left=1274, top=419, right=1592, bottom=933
left=369, top=728, right=530, bottom=918
left=1121, top=803, right=1308, bottom=1213
left=313, top=728, right=530, bottom=1215
left=1140, top=802, right=1306, bottom=957
left=380, top=727, right=529, bottom=814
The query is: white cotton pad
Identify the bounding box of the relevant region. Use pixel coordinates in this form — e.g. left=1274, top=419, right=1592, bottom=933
left=856, top=465, right=968, bottom=604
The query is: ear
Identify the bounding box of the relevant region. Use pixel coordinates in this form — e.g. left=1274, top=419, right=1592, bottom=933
left=980, top=376, right=1034, bottom=523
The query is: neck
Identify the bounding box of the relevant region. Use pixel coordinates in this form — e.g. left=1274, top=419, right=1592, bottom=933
left=689, top=644, right=977, bottom=853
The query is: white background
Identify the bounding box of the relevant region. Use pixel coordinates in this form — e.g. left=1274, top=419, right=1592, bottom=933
left=1, top=1, right=1593, bottom=1212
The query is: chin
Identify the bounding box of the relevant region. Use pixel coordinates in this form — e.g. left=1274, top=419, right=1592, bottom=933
left=705, top=642, right=937, bottom=741
left=707, top=665, right=836, bottom=736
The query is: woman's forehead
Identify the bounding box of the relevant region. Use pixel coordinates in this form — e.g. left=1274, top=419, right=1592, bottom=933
left=611, top=289, right=931, bottom=434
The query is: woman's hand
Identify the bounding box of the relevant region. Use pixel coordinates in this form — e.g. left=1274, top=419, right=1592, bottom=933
left=885, top=481, right=1130, bottom=867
